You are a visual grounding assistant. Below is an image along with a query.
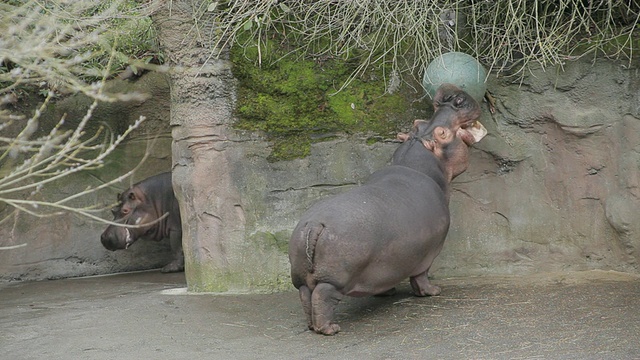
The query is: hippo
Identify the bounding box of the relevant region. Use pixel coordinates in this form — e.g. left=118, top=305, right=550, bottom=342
left=100, top=172, right=184, bottom=273
left=288, top=84, right=487, bottom=335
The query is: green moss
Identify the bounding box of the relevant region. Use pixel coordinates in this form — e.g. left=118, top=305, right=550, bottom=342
left=249, top=230, right=291, bottom=254
left=366, top=136, right=382, bottom=145
left=231, top=33, right=418, bottom=161
left=268, top=136, right=311, bottom=162
left=185, top=230, right=295, bottom=293
left=185, top=259, right=293, bottom=293
left=185, top=259, right=229, bottom=292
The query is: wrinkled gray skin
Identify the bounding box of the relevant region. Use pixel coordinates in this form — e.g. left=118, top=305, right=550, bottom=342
left=289, top=84, right=486, bottom=335
left=100, top=172, right=184, bottom=273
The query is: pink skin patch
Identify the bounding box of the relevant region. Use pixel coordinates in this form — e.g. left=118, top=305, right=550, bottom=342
left=458, top=121, right=487, bottom=145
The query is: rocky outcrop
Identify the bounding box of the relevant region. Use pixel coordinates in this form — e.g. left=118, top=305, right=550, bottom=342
left=2, top=58, right=638, bottom=286
left=439, top=60, right=640, bottom=275
left=233, top=59, right=640, bottom=284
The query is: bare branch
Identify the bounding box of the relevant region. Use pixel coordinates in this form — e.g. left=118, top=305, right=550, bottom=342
left=0, top=0, right=162, bottom=250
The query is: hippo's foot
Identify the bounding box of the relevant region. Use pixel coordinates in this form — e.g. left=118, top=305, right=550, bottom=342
left=410, top=272, right=441, bottom=297
left=161, top=260, right=185, bottom=273
left=310, top=282, right=343, bottom=336
left=314, top=322, right=341, bottom=336
left=374, top=287, right=397, bottom=297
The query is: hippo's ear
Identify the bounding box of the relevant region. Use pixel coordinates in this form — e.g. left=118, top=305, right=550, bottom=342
left=397, top=132, right=410, bottom=142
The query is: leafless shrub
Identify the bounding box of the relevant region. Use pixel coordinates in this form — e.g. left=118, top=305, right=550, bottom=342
left=201, top=0, right=639, bottom=85
left=0, top=0, right=161, bottom=250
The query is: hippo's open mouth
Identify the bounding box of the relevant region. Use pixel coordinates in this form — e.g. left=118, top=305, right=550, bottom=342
left=461, top=119, right=480, bottom=130
left=466, top=120, right=486, bottom=135
left=458, top=120, right=487, bottom=145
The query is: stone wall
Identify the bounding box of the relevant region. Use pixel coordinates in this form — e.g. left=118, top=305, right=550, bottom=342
left=2, top=58, right=639, bottom=285
left=229, top=58, right=640, bottom=288
left=440, top=59, right=640, bottom=276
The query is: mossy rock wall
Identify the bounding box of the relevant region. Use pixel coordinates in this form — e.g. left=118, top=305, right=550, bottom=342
left=231, top=37, right=430, bottom=161
left=225, top=57, right=640, bottom=292
left=3, top=58, right=640, bottom=288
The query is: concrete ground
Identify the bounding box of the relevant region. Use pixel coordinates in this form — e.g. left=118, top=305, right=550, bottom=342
left=1, top=270, right=639, bottom=360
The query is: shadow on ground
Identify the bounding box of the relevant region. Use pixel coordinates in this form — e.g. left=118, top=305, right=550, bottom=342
left=2, top=270, right=639, bottom=359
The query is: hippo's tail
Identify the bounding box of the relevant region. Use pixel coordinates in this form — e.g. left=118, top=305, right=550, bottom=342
left=302, top=222, right=325, bottom=273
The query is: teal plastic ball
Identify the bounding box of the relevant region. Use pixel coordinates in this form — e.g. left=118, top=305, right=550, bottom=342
left=423, top=52, right=487, bottom=103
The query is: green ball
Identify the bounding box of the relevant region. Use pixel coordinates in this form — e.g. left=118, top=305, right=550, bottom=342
left=423, top=52, right=487, bottom=103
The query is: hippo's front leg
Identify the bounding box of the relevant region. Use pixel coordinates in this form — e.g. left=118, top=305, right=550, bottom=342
left=409, top=270, right=441, bottom=297
left=161, top=229, right=184, bottom=273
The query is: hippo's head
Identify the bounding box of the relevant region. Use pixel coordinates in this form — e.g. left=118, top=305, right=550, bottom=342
left=100, top=187, right=157, bottom=251
left=396, top=84, right=486, bottom=181
left=419, top=83, right=482, bottom=141
left=421, top=119, right=486, bottom=180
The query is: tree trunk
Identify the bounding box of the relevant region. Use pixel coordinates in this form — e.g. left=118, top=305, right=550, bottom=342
left=153, top=1, right=246, bottom=292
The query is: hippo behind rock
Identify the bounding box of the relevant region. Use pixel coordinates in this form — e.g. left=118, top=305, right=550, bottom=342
left=288, top=84, right=487, bottom=335
left=100, top=172, right=184, bottom=273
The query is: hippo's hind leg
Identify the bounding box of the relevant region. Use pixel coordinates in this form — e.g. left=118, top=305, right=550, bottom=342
left=298, top=285, right=313, bottom=330
left=409, top=270, right=441, bottom=296
left=311, top=282, right=343, bottom=335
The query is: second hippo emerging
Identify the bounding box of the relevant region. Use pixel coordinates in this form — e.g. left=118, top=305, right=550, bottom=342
left=288, top=84, right=487, bottom=335
left=100, top=172, right=184, bottom=273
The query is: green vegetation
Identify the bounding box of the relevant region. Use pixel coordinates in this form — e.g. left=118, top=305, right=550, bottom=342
left=0, top=0, right=159, bottom=96
left=92, top=8, right=160, bottom=77
left=231, top=34, right=416, bottom=161
left=219, top=0, right=639, bottom=160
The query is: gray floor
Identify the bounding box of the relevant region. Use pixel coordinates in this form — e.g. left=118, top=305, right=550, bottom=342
left=2, top=269, right=639, bottom=360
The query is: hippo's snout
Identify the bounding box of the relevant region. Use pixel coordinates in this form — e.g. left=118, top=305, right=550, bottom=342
left=100, top=232, right=119, bottom=251
left=100, top=226, right=130, bottom=251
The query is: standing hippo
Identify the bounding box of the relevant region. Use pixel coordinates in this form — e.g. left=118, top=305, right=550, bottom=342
left=100, top=172, right=184, bottom=273
left=288, top=84, right=487, bottom=335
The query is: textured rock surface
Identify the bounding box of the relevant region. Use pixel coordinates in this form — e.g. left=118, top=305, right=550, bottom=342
left=2, top=58, right=639, bottom=286
left=235, top=59, right=640, bottom=285
left=440, top=60, right=640, bottom=276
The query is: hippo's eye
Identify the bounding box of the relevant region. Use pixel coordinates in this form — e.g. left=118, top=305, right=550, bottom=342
left=127, top=192, right=136, bottom=201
